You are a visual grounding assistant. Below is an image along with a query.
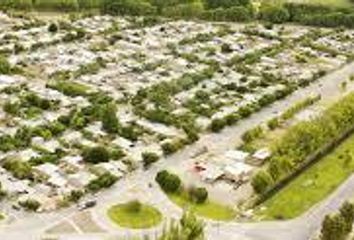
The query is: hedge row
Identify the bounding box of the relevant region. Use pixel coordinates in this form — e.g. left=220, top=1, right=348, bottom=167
left=252, top=92, right=354, bottom=197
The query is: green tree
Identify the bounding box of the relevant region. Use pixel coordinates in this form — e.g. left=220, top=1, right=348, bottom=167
left=3, top=159, right=32, bottom=180
left=210, top=118, right=226, bottom=132
left=48, top=23, right=59, bottom=33
left=321, top=214, right=347, bottom=240
left=19, top=199, right=40, bottom=212
left=180, top=211, right=205, bottom=240
left=66, top=190, right=84, bottom=203
left=126, top=199, right=142, bottom=213
left=155, top=170, right=181, bottom=193
left=0, top=55, right=11, bottom=75
left=259, top=4, right=290, bottom=24
left=189, top=186, right=208, bottom=204
left=162, top=0, right=204, bottom=18
left=101, top=0, right=156, bottom=16
left=142, top=152, right=159, bottom=168
left=339, top=201, right=354, bottom=233
left=86, top=172, right=118, bottom=192
left=83, top=146, right=110, bottom=164
left=251, top=170, right=273, bottom=194
left=204, top=0, right=250, bottom=9
left=159, top=211, right=205, bottom=240
left=151, top=0, right=177, bottom=14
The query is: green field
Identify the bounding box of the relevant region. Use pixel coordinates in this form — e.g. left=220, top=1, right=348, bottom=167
left=168, top=193, right=236, bottom=221
left=107, top=202, right=162, bottom=229
left=257, top=133, right=354, bottom=220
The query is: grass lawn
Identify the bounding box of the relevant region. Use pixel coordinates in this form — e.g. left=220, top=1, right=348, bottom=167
left=168, top=192, right=236, bottom=221
left=107, top=202, right=162, bottom=229
left=256, top=133, right=354, bottom=220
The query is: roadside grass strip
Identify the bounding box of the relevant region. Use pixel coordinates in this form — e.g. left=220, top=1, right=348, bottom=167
left=257, top=133, right=354, bottom=220
left=168, top=192, right=236, bottom=221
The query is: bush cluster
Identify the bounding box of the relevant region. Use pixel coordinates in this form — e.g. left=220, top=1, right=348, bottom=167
left=86, top=172, right=118, bottom=192
left=155, top=170, right=181, bottom=193
left=82, top=146, right=110, bottom=164
left=320, top=201, right=354, bottom=240
left=142, top=152, right=160, bottom=168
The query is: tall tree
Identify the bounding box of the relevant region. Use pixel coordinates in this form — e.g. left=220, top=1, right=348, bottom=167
left=321, top=214, right=346, bottom=240
left=339, top=201, right=354, bottom=233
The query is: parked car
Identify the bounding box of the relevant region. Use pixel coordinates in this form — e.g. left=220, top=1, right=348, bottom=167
left=77, top=200, right=96, bottom=211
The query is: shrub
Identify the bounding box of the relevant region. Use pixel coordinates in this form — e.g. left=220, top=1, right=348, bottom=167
left=339, top=201, right=354, bottom=233
left=221, top=43, right=232, bottom=53
left=29, top=153, right=61, bottom=166
left=87, top=172, right=118, bottom=192
left=119, top=125, right=140, bottom=141
left=241, top=126, right=264, bottom=143
left=225, top=113, right=239, bottom=126
left=188, top=186, right=208, bottom=204
left=110, top=147, right=126, bottom=160
left=23, top=92, right=55, bottom=110
left=184, top=126, right=200, bottom=143
left=238, top=105, right=254, bottom=118
left=126, top=200, right=142, bottom=213
left=47, top=81, right=89, bottom=97
left=3, top=159, right=32, bottom=180
left=155, top=170, right=181, bottom=193
left=3, top=101, right=20, bottom=115
left=101, top=103, right=120, bottom=134
left=156, top=170, right=169, bottom=184
left=210, top=118, right=226, bottom=132
left=142, top=152, right=159, bottom=168
left=66, top=190, right=84, bottom=203
left=83, top=146, right=110, bottom=164
left=48, top=23, right=58, bottom=33
left=19, top=199, right=40, bottom=212
left=251, top=170, right=273, bottom=194
left=267, top=117, right=280, bottom=130
left=161, top=139, right=185, bottom=155
left=0, top=55, right=11, bottom=75
left=0, top=182, right=7, bottom=200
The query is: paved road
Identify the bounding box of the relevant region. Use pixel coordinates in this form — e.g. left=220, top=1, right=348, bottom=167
left=1, top=62, right=354, bottom=240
